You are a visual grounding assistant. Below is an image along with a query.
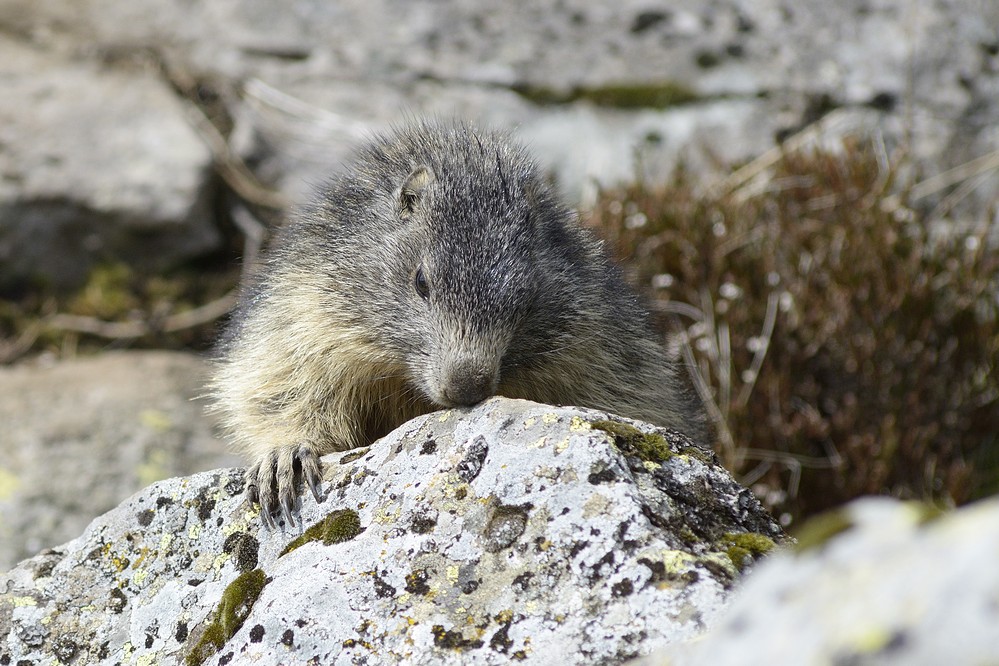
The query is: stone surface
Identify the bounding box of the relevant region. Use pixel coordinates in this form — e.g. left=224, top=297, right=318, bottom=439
left=1, top=0, right=997, bottom=289
left=0, top=351, right=237, bottom=571
left=0, top=398, right=784, bottom=664
left=0, top=39, right=218, bottom=289
left=638, top=497, right=999, bottom=666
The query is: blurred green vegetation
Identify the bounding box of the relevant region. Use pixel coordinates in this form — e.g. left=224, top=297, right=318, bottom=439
left=512, top=81, right=702, bottom=109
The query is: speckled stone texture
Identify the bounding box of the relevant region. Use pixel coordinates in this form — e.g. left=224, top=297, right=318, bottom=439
left=639, top=497, right=999, bottom=666
left=0, top=397, right=783, bottom=665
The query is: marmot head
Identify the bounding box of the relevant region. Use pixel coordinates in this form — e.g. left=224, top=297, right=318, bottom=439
left=342, top=122, right=591, bottom=408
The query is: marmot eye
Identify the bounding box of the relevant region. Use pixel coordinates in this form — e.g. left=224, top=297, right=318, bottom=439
left=414, top=266, right=430, bottom=300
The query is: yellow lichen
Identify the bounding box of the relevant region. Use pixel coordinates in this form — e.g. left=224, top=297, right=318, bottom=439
left=0, top=468, right=22, bottom=501
left=137, top=449, right=169, bottom=487
left=140, top=409, right=173, bottom=433
left=660, top=550, right=697, bottom=573
left=8, top=596, right=38, bottom=608
left=848, top=626, right=894, bottom=653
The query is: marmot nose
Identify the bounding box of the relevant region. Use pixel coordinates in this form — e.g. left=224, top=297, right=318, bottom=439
left=441, top=361, right=498, bottom=406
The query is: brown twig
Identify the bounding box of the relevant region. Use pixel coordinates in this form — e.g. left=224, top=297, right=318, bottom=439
left=0, top=324, right=42, bottom=364
left=45, top=292, right=238, bottom=340
left=158, top=60, right=287, bottom=210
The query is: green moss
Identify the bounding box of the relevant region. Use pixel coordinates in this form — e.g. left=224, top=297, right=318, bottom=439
left=720, top=532, right=777, bottom=570
left=511, top=82, right=701, bottom=109
left=3, top=253, right=240, bottom=363
left=186, top=568, right=267, bottom=666
left=678, top=446, right=715, bottom=465
left=338, top=448, right=369, bottom=465
left=792, top=509, right=854, bottom=553
left=575, top=82, right=701, bottom=109
left=678, top=526, right=699, bottom=544
left=591, top=420, right=674, bottom=463
left=280, top=509, right=362, bottom=556
left=509, top=83, right=573, bottom=105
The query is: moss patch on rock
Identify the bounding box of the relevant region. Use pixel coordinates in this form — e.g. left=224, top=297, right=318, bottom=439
left=280, top=509, right=362, bottom=557
left=186, top=568, right=267, bottom=666
left=591, top=420, right=674, bottom=464
left=720, top=532, right=777, bottom=570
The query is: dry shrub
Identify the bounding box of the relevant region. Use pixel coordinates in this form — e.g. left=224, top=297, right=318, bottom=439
left=589, top=139, right=999, bottom=524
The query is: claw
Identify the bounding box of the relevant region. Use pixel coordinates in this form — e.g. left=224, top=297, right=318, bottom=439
left=277, top=447, right=299, bottom=528
left=298, top=446, right=325, bottom=504
left=261, top=505, right=276, bottom=530
left=245, top=472, right=260, bottom=506
left=246, top=445, right=326, bottom=530
left=255, top=452, right=279, bottom=530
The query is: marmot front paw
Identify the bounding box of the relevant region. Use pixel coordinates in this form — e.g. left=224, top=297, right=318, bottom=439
left=245, top=445, right=324, bottom=529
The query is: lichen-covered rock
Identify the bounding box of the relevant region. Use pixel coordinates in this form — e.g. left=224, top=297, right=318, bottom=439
left=639, top=497, right=999, bottom=666
left=0, top=397, right=783, bottom=664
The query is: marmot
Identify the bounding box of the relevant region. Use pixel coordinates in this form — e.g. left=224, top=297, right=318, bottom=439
left=211, top=119, right=709, bottom=527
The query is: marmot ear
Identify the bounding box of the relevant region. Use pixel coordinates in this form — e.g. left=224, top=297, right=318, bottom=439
left=398, top=166, right=435, bottom=219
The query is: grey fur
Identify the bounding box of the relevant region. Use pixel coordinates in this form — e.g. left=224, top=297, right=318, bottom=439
left=210, top=119, right=709, bottom=526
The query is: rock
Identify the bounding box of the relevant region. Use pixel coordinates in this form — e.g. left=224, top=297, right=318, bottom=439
left=0, top=351, right=237, bottom=571
left=639, top=497, right=999, bottom=666
left=2, top=0, right=996, bottom=255
left=185, top=0, right=999, bottom=209
left=0, top=38, right=217, bottom=289
left=0, top=398, right=784, bottom=664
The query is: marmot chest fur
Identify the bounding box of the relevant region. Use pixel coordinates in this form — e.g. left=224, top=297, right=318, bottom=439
left=211, top=119, right=709, bottom=526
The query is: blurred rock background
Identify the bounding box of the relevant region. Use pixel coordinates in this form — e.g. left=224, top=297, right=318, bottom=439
left=0, top=0, right=997, bottom=570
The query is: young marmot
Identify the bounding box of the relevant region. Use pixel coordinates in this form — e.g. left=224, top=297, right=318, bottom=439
left=211, top=119, right=709, bottom=527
